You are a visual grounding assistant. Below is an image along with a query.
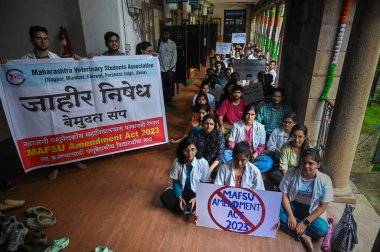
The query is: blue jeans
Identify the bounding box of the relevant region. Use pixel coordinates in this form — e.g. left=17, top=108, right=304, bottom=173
left=267, top=150, right=280, bottom=164
left=279, top=202, right=328, bottom=240
left=223, top=151, right=273, bottom=173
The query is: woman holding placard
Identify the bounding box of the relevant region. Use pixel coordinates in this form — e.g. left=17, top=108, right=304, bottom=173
left=215, top=141, right=264, bottom=190
left=160, top=137, right=210, bottom=214
left=279, top=148, right=333, bottom=251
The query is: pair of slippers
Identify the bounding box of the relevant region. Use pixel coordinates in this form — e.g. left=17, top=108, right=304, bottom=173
left=26, top=206, right=56, bottom=230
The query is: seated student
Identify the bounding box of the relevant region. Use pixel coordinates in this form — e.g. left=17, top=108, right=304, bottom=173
left=209, top=57, right=216, bottom=69
left=224, top=104, right=273, bottom=173
left=193, top=92, right=211, bottom=111
left=170, top=104, right=211, bottom=143
left=263, top=112, right=297, bottom=163
left=256, top=88, right=292, bottom=140
left=262, top=73, right=276, bottom=98
left=215, top=141, right=264, bottom=190
left=193, top=114, right=225, bottom=179
left=218, top=79, right=236, bottom=105
left=216, top=85, right=247, bottom=134
left=279, top=148, right=333, bottom=252
left=135, top=41, right=158, bottom=56
left=268, top=124, right=311, bottom=187
left=160, top=137, right=210, bottom=214
left=221, top=67, right=232, bottom=87
left=207, top=74, right=223, bottom=104
left=205, top=67, right=215, bottom=79
left=215, top=54, right=225, bottom=70
left=192, top=82, right=216, bottom=111
left=214, top=61, right=226, bottom=85
left=221, top=54, right=229, bottom=69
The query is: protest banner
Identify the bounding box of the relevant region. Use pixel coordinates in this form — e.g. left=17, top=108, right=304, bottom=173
left=0, top=56, right=168, bottom=172
left=233, top=59, right=266, bottom=83
left=231, top=33, right=246, bottom=43
left=196, top=183, right=282, bottom=238
left=215, top=42, right=232, bottom=55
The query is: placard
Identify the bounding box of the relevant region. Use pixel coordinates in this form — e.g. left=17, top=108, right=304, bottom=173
left=216, top=42, right=232, bottom=55
left=231, top=33, right=246, bottom=43
left=196, top=183, right=282, bottom=238
left=233, top=59, right=266, bottom=83
left=0, top=56, right=168, bottom=172
left=243, top=82, right=265, bottom=103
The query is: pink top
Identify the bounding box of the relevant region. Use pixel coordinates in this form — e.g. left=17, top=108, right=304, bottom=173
left=216, top=99, right=247, bottom=126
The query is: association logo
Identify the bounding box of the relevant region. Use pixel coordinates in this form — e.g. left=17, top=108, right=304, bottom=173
left=6, top=69, right=26, bottom=85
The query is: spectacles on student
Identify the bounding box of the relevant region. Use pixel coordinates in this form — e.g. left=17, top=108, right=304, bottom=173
left=34, top=37, right=49, bottom=41
left=183, top=148, right=197, bottom=154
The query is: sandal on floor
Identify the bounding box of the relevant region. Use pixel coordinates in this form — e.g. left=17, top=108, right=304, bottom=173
left=94, top=246, right=113, bottom=252
left=0, top=180, right=15, bottom=192
left=0, top=199, right=26, bottom=211
left=44, top=237, right=69, bottom=252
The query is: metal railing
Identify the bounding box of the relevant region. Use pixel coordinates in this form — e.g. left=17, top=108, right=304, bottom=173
left=317, top=99, right=334, bottom=156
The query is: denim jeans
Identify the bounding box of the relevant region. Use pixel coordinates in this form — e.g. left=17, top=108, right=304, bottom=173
left=279, top=201, right=328, bottom=240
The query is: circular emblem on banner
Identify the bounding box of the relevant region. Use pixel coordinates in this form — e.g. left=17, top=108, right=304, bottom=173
left=6, top=69, right=26, bottom=85
left=207, top=186, right=266, bottom=234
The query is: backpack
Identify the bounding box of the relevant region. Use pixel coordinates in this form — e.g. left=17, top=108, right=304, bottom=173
left=332, top=204, right=358, bottom=252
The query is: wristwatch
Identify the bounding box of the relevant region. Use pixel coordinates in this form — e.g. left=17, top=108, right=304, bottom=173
left=303, top=219, right=311, bottom=226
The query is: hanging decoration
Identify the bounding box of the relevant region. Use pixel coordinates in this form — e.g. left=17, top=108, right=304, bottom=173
left=321, top=0, right=352, bottom=100
left=266, top=6, right=276, bottom=60
left=273, top=3, right=285, bottom=60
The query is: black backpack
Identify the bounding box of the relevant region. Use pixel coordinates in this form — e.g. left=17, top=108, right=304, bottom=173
left=332, top=204, right=358, bottom=252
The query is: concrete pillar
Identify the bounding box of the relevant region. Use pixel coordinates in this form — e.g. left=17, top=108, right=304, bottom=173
left=322, top=0, right=380, bottom=202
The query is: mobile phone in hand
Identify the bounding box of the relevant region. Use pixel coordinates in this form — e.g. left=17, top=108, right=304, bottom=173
left=183, top=203, right=192, bottom=214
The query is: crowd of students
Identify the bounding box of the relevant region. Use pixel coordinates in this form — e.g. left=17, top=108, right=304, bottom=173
left=162, top=48, right=333, bottom=252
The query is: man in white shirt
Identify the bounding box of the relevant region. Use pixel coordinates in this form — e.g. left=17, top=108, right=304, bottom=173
left=267, top=60, right=277, bottom=87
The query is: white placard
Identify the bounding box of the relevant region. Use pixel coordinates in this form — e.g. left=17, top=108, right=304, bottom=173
left=216, top=42, right=232, bottom=55
left=196, top=183, right=282, bottom=238
left=231, top=33, right=246, bottom=43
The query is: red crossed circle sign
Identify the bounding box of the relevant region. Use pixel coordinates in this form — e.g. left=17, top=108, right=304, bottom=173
left=207, top=186, right=266, bottom=234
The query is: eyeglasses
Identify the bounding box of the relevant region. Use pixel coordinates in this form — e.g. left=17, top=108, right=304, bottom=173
left=183, top=148, right=197, bottom=154
left=284, top=120, right=295, bottom=125
left=292, top=135, right=305, bottom=140
left=34, top=37, right=49, bottom=41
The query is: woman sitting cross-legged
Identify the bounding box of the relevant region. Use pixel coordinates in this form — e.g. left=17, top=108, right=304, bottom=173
left=160, top=137, right=210, bottom=214
left=263, top=112, right=297, bottom=164
left=268, top=124, right=310, bottom=187
left=193, top=114, right=225, bottom=179
left=224, top=103, right=273, bottom=173
left=279, top=148, right=333, bottom=252
left=169, top=104, right=211, bottom=143
left=215, top=141, right=265, bottom=190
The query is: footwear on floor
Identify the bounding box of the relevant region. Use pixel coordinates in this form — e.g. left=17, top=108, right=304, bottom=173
left=94, top=246, right=113, bottom=252
left=0, top=216, right=17, bottom=245
left=0, top=199, right=26, bottom=212
left=26, top=215, right=57, bottom=230
left=26, top=206, right=53, bottom=217
left=0, top=180, right=15, bottom=192
left=6, top=223, right=28, bottom=252
left=44, top=237, right=69, bottom=252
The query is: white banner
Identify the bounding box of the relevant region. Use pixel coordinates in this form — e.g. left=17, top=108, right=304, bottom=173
left=196, top=183, right=282, bottom=238
left=0, top=56, right=168, bottom=172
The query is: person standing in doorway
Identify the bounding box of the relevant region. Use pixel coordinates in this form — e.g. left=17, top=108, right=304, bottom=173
left=157, top=27, right=177, bottom=108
